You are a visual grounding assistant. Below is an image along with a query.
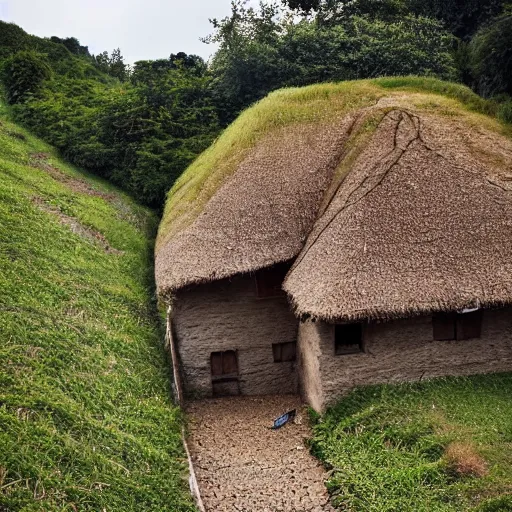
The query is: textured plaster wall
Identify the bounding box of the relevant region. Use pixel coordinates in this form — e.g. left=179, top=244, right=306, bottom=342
left=299, top=307, right=512, bottom=412
left=173, top=274, right=299, bottom=398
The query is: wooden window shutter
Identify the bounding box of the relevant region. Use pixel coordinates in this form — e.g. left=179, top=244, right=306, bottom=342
left=456, top=310, right=483, bottom=340
left=272, top=342, right=296, bottom=362
left=211, top=352, right=223, bottom=376
left=432, top=313, right=456, bottom=341
left=222, top=350, right=238, bottom=375
left=281, top=342, right=296, bottom=362
left=272, top=343, right=283, bottom=362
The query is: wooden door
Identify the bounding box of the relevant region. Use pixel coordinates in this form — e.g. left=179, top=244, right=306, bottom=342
left=211, top=350, right=240, bottom=396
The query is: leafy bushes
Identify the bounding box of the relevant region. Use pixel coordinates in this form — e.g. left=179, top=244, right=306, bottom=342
left=1, top=51, right=52, bottom=104
left=282, top=16, right=456, bottom=82
left=10, top=59, right=219, bottom=208
left=498, top=100, right=512, bottom=123
left=285, top=0, right=506, bottom=40
left=0, top=22, right=219, bottom=208
left=209, top=4, right=457, bottom=123
left=470, top=14, right=512, bottom=97
left=2, top=2, right=512, bottom=209
left=0, top=21, right=30, bottom=58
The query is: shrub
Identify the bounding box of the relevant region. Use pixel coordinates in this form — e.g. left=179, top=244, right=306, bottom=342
left=209, top=3, right=457, bottom=123
left=2, top=50, right=52, bottom=104
left=470, top=14, right=512, bottom=97
left=498, top=100, right=512, bottom=124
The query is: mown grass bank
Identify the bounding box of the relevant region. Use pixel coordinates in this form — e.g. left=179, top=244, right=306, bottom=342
left=310, top=373, right=512, bottom=512
left=0, top=109, right=195, bottom=511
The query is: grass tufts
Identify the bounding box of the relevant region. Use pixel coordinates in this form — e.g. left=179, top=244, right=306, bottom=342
left=444, top=442, right=488, bottom=478
left=311, top=374, right=512, bottom=511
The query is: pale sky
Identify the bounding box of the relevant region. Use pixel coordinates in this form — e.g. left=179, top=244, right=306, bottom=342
left=0, top=0, right=254, bottom=64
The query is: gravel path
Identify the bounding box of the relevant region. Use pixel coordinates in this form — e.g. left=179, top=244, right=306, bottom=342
left=186, top=395, right=335, bottom=512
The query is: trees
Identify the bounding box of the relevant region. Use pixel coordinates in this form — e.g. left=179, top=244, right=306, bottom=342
left=406, top=0, right=505, bottom=40
left=95, top=61, right=219, bottom=206
left=22, top=53, right=220, bottom=207
left=281, top=16, right=455, bottom=83
left=469, top=13, right=512, bottom=97
left=2, top=3, right=510, bottom=210
left=208, top=1, right=456, bottom=123
left=50, top=36, right=90, bottom=56
left=0, top=27, right=219, bottom=208
left=93, top=48, right=129, bottom=81
left=283, top=0, right=506, bottom=39
left=109, top=48, right=129, bottom=81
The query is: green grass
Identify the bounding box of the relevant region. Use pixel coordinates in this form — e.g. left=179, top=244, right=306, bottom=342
left=310, top=374, right=512, bottom=512
left=0, top=112, right=195, bottom=510
left=157, top=76, right=512, bottom=249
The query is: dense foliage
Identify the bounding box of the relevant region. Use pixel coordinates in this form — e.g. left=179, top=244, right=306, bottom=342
left=208, top=5, right=456, bottom=122
left=283, top=0, right=506, bottom=39
left=1, top=50, right=52, bottom=103
left=470, top=13, right=512, bottom=97
left=0, top=22, right=219, bottom=208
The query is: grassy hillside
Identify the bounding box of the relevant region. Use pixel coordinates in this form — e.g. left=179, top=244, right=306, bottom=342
left=158, top=76, right=512, bottom=249
left=310, top=374, right=512, bottom=512
left=0, top=106, right=195, bottom=511
left=0, top=20, right=111, bottom=81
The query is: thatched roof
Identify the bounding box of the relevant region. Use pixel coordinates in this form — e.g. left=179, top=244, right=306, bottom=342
left=284, top=107, right=512, bottom=321
left=155, top=114, right=363, bottom=295
left=156, top=78, right=512, bottom=321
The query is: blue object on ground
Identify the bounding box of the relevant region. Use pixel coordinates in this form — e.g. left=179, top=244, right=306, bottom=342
left=271, top=409, right=296, bottom=429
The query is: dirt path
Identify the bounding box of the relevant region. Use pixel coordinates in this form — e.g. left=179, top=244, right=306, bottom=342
left=186, top=395, right=335, bottom=512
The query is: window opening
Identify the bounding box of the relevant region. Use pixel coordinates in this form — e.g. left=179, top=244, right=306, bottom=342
left=432, top=310, right=482, bottom=341
left=210, top=350, right=238, bottom=378
left=255, top=263, right=289, bottom=298
left=335, top=323, right=364, bottom=355
left=273, top=342, right=296, bottom=362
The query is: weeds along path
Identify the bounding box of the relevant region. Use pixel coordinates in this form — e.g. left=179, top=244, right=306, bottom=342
left=186, top=395, right=335, bottom=512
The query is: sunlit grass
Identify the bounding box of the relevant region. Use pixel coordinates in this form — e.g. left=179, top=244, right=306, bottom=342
left=0, top=114, right=195, bottom=511
left=310, top=374, right=512, bottom=512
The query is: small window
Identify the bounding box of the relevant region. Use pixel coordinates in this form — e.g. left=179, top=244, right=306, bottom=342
left=211, top=350, right=238, bottom=378
left=432, top=313, right=456, bottom=341
left=433, top=310, right=483, bottom=341
left=255, top=263, right=289, bottom=298
left=335, top=323, right=364, bottom=355
left=273, top=342, right=296, bottom=362
left=456, top=309, right=483, bottom=340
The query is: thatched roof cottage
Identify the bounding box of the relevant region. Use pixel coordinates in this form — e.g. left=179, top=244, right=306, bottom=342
left=156, top=79, right=512, bottom=411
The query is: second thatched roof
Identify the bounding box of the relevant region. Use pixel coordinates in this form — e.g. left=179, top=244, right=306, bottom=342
left=283, top=106, right=512, bottom=321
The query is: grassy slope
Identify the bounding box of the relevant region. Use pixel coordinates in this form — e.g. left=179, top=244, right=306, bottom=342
left=310, top=374, right=512, bottom=512
left=157, top=76, right=512, bottom=249
left=0, top=107, right=195, bottom=511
